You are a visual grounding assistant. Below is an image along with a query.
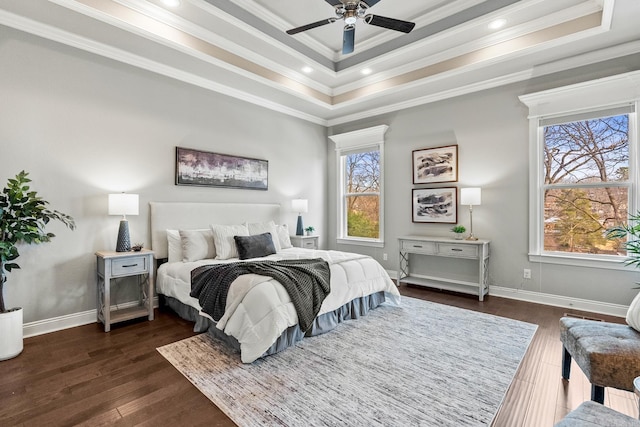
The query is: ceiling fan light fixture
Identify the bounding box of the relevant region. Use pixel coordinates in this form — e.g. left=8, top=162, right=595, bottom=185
left=345, top=16, right=357, bottom=25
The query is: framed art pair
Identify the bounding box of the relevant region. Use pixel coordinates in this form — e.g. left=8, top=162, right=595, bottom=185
left=411, top=145, right=458, bottom=224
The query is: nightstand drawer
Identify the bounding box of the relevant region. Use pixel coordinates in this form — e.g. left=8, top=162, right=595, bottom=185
left=301, top=240, right=316, bottom=249
left=438, top=243, right=478, bottom=258
left=401, top=240, right=436, bottom=254
left=111, top=255, right=148, bottom=276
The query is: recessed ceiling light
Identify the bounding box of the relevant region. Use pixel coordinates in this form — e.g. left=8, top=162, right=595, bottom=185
left=488, top=19, right=506, bottom=30
left=161, top=0, right=181, bottom=8
left=361, top=68, right=372, bottom=75
left=302, top=66, right=313, bottom=74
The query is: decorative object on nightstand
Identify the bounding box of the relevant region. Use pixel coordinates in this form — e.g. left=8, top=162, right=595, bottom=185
left=304, top=226, right=315, bottom=236
left=108, top=193, right=139, bottom=252
left=290, top=235, right=319, bottom=250
left=460, top=187, right=481, bottom=241
left=291, top=198, right=308, bottom=236
left=95, top=249, right=155, bottom=332
left=0, top=170, right=75, bottom=361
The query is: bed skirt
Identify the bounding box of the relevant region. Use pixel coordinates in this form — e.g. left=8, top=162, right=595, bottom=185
left=161, top=291, right=387, bottom=360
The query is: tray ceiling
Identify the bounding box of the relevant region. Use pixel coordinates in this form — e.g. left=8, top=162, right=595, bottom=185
left=0, top=0, right=638, bottom=125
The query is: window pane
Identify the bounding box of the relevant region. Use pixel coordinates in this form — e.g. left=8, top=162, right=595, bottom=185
left=345, top=151, right=380, bottom=193
left=544, top=114, right=629, bottom=184
left=543, top=187, right=628, bottom=255
left=346, top=195, right=379, bottom=238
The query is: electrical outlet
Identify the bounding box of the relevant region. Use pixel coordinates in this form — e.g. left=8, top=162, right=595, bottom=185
left=383, top=253, right=388, bottom=261
left=523, top=269, right=532, bottom=279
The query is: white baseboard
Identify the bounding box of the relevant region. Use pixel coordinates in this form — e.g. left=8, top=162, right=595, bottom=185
left=488, top=286, right=627, bottom=318
left=386, top=269, right=628, bottom=319
left=23, top=297, right=160, bottom=338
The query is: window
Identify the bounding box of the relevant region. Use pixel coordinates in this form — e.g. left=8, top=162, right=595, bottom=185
left=543, top=112, right=630, bottom=255
left=520, top=71, right=639, bottom=267
left=330, top=125, right=387, bottom=247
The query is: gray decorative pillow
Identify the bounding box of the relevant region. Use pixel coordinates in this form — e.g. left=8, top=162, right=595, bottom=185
left=234, top=232, right=277, bottom=260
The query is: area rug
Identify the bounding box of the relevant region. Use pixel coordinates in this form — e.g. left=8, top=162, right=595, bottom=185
left=157, top=296, right=537, bottom=426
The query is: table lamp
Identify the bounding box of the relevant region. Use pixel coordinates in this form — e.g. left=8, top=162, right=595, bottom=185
left=108, top=193, right=139, bottom=252
left=291, top=199, right=308, bottom=236
left=460, top=188, right=481, bottom=241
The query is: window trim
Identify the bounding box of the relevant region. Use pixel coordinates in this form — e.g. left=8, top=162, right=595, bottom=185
left=520, top=71, right=640, bottom=268
left=330, top=125, right=388, bottom=247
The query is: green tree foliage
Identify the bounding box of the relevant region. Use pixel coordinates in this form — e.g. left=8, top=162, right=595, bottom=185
left=553, top=189, right=607, bottom=252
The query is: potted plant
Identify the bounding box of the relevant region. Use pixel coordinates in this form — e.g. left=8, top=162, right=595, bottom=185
left=304, top=226, right=315, bottom=236
left=606, top=213, right=640, bottom=330
left=606, top=212, right=640, bottom=270
left=0, top=171, right=75, bottom=360
left=451, top=225, right=466, bottom=240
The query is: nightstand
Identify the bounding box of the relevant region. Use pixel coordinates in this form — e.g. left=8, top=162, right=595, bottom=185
left=95, top=249, right=155, bottom=332
left=290, top=235, right=319, bottom=250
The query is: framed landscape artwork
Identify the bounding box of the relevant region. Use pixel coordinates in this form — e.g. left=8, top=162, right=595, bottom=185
left=412, top=145, right=458, bottom=184
left=412, top=187, right=457, bottom=223
left=175, top=147, right=268, bottom=190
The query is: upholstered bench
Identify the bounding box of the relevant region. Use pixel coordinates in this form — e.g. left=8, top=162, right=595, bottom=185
left=560, top=317, right=640, bottom=403
left=555, top=401, right=640, bottom=426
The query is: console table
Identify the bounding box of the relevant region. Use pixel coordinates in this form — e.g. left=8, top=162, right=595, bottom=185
left=398, top=235, right=490, bottom=301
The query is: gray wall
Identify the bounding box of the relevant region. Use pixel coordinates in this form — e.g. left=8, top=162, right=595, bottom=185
left=0, top=27, right=327, bottom=323
left=2, top=23, right=639, bottom=325
left=328, top=55, right=640, bottom=307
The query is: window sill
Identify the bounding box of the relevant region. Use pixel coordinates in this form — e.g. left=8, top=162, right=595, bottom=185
left=528, top=252, right=629, bottom=271
left=337, top=238, right=384, bottom=248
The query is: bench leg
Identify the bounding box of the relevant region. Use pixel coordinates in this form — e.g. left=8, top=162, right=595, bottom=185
left=562, top=347, right=571, bottom=380
left=591, top=385, right=605, bottom=404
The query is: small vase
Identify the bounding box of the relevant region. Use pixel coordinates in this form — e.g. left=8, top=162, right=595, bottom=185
left=453, top=233, right=464, bottom=240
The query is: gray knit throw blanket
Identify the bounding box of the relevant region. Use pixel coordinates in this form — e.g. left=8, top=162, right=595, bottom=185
left=190, top=258, right=331, bottom=332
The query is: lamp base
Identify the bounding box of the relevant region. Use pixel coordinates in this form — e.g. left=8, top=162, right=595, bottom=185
left=296, top=215, right=304, bottom=236
left=116, top=219, right=131, bottom=252
left=465, top=235, right=479, bottom=241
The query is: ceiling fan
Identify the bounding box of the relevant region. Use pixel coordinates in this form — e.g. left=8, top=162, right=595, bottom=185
left=286, top=0, right=416, bottom=55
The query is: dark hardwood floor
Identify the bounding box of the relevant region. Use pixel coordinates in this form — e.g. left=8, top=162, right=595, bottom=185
left=1, top=285, right=637, bottom=426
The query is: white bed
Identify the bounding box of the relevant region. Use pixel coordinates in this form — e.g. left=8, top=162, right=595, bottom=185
left=150, top=202, right=400, bottom=363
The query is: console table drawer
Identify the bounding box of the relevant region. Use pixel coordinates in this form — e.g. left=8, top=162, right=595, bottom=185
left=438, top=244, right=478, bottom=258
left=401, top=240, right=436, bottom=254
left=111, top=255, right=148, bottom=276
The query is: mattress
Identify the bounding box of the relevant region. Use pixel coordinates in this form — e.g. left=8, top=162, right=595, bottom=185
left=157, top=247, right=401, bottom=362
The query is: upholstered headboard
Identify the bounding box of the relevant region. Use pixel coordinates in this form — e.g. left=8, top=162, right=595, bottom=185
left=149, top=202, right=282, bottom=259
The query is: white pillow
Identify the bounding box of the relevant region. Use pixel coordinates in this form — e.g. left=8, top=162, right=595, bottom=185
left=167, top=229, right=182, bottom=263
left=626, top=292, right=640, bottom=332
left=210, top=224, right=249, bottom=260
left=179, top=229, right=216, bottom=262
left=245, top=221, right=281, bottom=252
left=277, top=224, right=293, bottom=249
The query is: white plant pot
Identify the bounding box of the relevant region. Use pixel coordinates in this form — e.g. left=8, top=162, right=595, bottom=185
left=0, top=307, right=23, bottom=361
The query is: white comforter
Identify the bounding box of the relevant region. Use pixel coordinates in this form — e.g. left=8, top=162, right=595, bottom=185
left=157, top=247, right=401, bottom=363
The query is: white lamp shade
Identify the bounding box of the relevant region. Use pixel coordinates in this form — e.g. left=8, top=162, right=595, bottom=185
left=108, top=193, right=139, bottom=216
left=460, top=188, right=481, bottom=206
left=291, top=199, right=308, bottom=213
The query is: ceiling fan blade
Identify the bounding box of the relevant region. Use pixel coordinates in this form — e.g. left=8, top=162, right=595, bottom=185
left=361, top=0, right=381, bottom=8
left=286, top=18, right=336, bottom=35
left=324, top=0, right=343, bottom=6
left=342, top=25, right=355, bottom=54
left=364, top=15, right=415, bottom=33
